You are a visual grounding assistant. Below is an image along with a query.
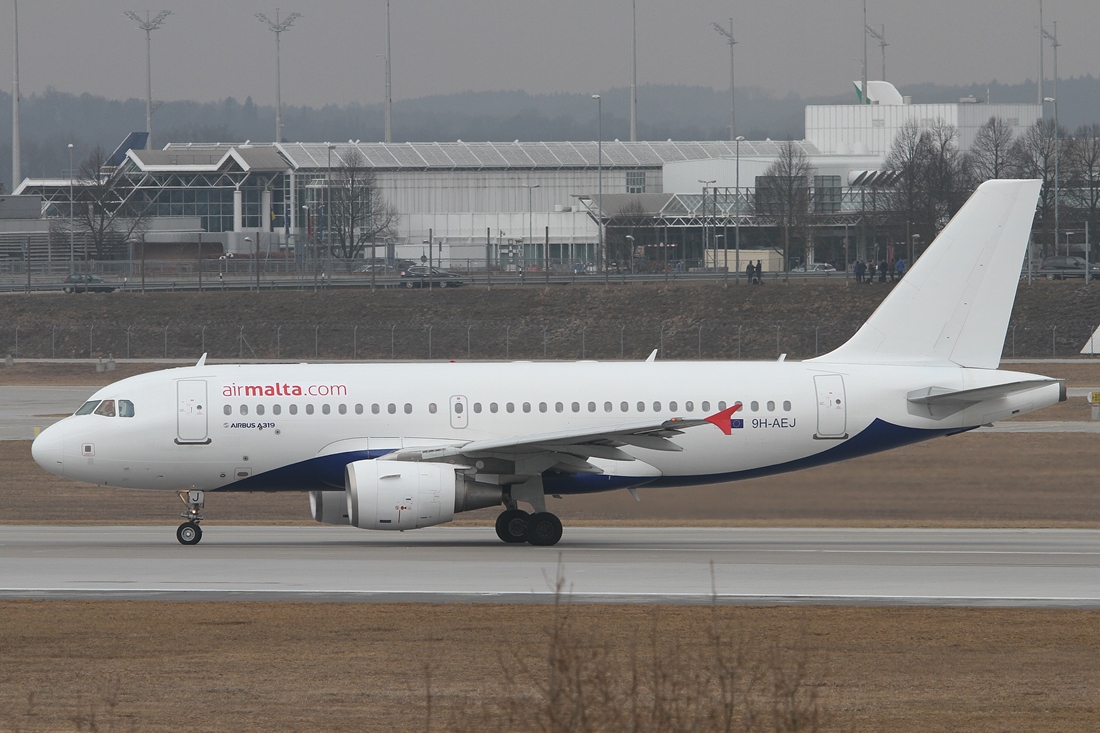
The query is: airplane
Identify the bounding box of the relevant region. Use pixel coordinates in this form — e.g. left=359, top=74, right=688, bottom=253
left=31, top=179, right=1063, bottom=546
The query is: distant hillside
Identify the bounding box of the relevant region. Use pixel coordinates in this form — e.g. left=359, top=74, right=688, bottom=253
left=2, top=76, right=1099, bottom=192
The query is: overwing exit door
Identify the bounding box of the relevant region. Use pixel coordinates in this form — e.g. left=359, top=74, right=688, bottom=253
left=450, top=395, right=468, bottom=429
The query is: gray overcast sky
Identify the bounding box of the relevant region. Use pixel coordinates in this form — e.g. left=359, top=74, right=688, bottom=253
left=2, top=1, right=1097, bottom=107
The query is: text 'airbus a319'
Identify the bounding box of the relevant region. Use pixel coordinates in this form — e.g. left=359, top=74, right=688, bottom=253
left=33, top=180, right=1063, bottom=546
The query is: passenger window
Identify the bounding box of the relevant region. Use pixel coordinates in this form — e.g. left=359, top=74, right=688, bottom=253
left=750, top=401, right=759, bottom=412
left=636, top=402, right=645, bottom=412
left=455, top=403, right=464, bottom=414
left=685, top=401, right=694, bottom=412
left=372, top=404, right=380, bottom=414
left=75, top=401, right=101, bottom=415
left=587, top=402, right=596, bottom=412
left=669, top=401, right=678, bottom=411
left=388, top=404, right=396, bottom=414
left=506, top=403, right=515, bottom=413
left=339, top=404, right=348, bottom=415
left=653, top=401, right=662, bottom=412
left=273, top=404, right=282, bottom=415
left=490, top=403, right=498, bottom=413
left=119, top=400, right=135, bottom=418
left=428, top=403, right=437, bottom=414
left=354, top=404, right=363, bottom=415
left=223, top=405, right=232, bottom=416
left=306, top=404, right=314, bottom=415
left=522, top=402, right=531, bottom=413
left=539, top=402, right=547, bottom=413
left=767, top=401, right=775, bottom=412
left=604, top=402, right=613, bottom=413
left=404, top=403, right=412, bottom=414
left=571, top=402, right=580, bottom=413
left=555, top=402, right=564, bottom=413
left=621, top=402, right=629, bottom=412
left=256, top=404, right=266, bottom=416
left=94, top=400, right=116, bottom=417
left=290, top=404, right=298, bottom=415
left=239, top=404, right=249, bottom=416
left=702, top=401, right=711, bottom=412
left=321, top=404, right=330, bottom=415
left=474, top=403, right=482, bottom=414
left=783, top=401, right=792, bottom=411
left=718, top=401, right=726, bottom=410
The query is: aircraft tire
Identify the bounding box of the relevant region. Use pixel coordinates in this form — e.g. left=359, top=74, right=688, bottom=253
left=525, top=512, right=563, bottom=547
left=176, top=521, right=202, bottom=545
left=495, top=509, right=530, bottom=543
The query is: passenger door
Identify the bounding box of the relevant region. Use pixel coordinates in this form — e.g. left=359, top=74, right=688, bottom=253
left=177, top=380, right=210, bottom=444
left=814, top=374, right=847, bottom=439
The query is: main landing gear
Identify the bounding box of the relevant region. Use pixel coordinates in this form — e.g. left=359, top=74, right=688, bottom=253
left=176, top=490, right=205, bottom=545
left=495, top=508, right=563, bottom=546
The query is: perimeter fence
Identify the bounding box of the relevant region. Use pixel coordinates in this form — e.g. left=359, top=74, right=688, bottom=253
left=2, top=319, right=1097, bottom=362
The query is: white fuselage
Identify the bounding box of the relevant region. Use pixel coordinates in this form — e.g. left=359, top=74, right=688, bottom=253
left=31, top=359, right=1061, bottom=495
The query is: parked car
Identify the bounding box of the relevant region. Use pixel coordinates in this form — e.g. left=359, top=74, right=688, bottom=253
left=62, top=274, right=115, bottom=293
left=791, top=263, right=837, bottom=273
left=1037, top=256, right=1100, bottom=280
left=399, top=266, right=465, bottom=288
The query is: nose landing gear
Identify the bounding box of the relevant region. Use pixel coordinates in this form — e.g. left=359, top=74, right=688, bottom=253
left=176, top=490, right=205, bottom=545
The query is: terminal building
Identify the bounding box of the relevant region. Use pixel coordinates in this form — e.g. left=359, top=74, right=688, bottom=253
left=7, top=82, right=1042, bottom=272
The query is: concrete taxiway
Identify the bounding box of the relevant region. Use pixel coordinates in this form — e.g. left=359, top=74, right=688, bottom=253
left=1, top=525, right=1097, bottom=607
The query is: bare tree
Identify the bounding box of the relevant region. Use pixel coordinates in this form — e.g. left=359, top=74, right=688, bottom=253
left=759, top=140, right=816, bottom=279
left=1066, top=123, right=1100, bottom=257
left=967, top=116, right=1016, bottom=182
left=1010, top=119, right=1061, bottom=254
left=327, top=149, right=399, bottom=268
left=70, top=145, right=150, bottom=260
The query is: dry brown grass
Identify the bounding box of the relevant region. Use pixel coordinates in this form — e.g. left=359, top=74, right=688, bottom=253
left=1, top=600, right=1098, bottom=732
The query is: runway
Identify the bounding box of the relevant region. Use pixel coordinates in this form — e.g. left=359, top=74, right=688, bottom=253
left=2, top=525, right=1098, bottom=607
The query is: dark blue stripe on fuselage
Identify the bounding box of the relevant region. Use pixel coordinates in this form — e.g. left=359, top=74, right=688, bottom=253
left=214, top=419, right=973, bottom=495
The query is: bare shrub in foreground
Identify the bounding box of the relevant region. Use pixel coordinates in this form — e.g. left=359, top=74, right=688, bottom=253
left=444, top=572, right=827, bottom=733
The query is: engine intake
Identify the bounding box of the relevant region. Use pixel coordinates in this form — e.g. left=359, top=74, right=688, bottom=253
left=345, top=460, right=502, bottom=531
left=309, top=490, right=350, bottom=525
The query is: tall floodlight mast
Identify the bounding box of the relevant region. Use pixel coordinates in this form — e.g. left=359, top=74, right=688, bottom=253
left=630, top=0, right=637, bottom=142
left=124, top=10, right=172, bottom=150
left=1043, top=20, right=1060, bottom=253
left=1038, top=0, right=1044, bottom=105
left=11, top=0, right=20, bottom=187
left=384, top=0, right=392, bottom=143
left=712, top=19, right=737, bottom=140
left=255, top=9, right=302, bottom=143
left=865, top=23, right=887, bottom=80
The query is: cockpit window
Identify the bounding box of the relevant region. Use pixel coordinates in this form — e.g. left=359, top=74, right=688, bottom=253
left=75, top=400, right=100, bottom=415
left=119, top=400, right=135, bottom=418
left=93, top=400, right=116, bottom=417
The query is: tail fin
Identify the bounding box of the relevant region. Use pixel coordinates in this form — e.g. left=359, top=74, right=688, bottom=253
left=812, top=179, right=1041, bottom=369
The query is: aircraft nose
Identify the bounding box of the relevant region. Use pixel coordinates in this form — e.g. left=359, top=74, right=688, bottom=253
left=31, top=425, right=65, bottom=477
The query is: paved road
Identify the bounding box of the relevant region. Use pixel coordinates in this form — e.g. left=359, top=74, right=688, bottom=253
left=1, top=526, right=1097, bottom=607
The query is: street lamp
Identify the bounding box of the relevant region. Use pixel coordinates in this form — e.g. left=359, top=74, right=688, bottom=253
left=625, top=234, right=634, bottom=274
left=1044, top=95, right=1060, bottom=254
left=68, top=143, right=74, bottom=266
left=735, top=135, right=744, bottom=282
left=524, top=183, right=540, bottom=274
left=592, top=94, right=605, bottom=284
left=699, top=179, right=715, bottom=271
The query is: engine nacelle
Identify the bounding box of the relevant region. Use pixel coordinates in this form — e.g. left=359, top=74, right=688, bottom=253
left=309, top=490, right=350, bottom=525
left=345, top=460, right=503, bottom=531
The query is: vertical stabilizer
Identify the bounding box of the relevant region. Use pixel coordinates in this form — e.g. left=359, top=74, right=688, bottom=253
left=812, top=179, right=1041, bottom=368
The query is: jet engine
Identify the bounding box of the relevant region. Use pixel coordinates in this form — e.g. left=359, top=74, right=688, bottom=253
left=309, top=490, right=351, bottom=526
left=344, top=460, right=502, bottom=531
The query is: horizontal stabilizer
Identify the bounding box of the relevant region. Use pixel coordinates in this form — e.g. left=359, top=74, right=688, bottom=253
left=907, top=379, right=1063, bottom=406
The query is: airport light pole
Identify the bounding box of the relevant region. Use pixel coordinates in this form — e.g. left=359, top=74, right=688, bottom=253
left=1043, top=20, right=1060, bottom=253
left=593, top=94, right=606, bottom=285
left=699, top=179, right=715, bottom=271
left=735, top=136, right=744, bottom=282
left=384, top=0, right=392, bottom=143
left=712, top=19, right=737, bottom=140
left=255, top=9, right=302, bottom=143
left=11, top=0, right=21, bottom=187
left=68, top=143, right=74, bottom=265
left=630, top=0, right=637, bottom=142
left=524, top=183, right=540, bottom=274
left=124, top=10, right=171, bottom=150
